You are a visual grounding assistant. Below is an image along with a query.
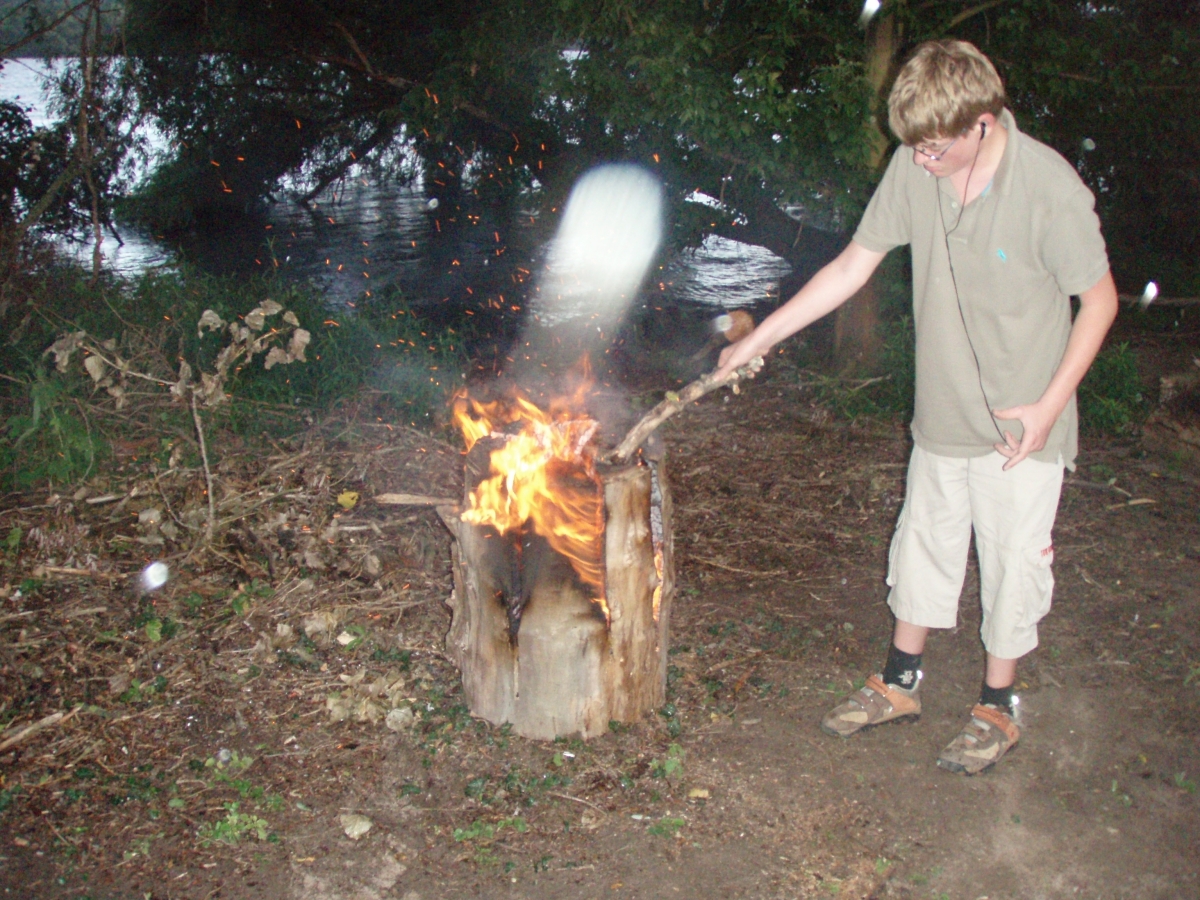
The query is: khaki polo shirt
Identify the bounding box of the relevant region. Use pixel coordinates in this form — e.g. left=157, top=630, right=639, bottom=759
left=853, top=109, right=1109, bottom=469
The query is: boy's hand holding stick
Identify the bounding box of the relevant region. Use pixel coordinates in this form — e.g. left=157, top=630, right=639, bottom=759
left=604, top=356, right=764, bottom=464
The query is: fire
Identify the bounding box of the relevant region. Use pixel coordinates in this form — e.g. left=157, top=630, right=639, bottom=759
left=452, top=373, right=607, bottom=618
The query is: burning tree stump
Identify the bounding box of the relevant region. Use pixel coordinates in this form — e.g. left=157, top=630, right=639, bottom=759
left=440, top=412, right=674, bottom=740
left=436, top=359, right=761, bottom=740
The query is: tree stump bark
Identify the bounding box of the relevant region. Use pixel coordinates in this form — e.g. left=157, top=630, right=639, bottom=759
left=440, top=456, right=674, bottom=740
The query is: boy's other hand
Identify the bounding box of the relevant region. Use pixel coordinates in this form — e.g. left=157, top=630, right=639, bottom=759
left=992, top=400, right=1058, bottom=469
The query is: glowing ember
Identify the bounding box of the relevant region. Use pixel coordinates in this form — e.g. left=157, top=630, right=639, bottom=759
left=452, top=374, right=608, bottom=618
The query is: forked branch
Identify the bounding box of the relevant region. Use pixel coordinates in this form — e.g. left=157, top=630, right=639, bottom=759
left=604, top=357, right=764, bottom=464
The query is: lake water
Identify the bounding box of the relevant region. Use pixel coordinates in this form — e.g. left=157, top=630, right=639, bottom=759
left=0, top=58, right=792, bottom=317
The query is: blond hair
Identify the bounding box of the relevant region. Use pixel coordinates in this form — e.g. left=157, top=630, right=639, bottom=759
left=887, top=40, right=1006, bottom=145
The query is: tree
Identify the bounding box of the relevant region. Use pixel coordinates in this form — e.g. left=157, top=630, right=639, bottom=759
left=0, top=1, right=139, bottom=284
left=116, top=1, right=1198, bottom=340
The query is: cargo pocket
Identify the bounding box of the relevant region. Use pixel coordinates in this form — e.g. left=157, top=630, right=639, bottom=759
left=1021, top=541, right=1055, bottom=628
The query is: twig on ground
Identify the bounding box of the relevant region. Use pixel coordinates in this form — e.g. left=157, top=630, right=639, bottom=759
left=547, top=791, right=608, bottom=814
left=705, top=650, right=763, bottom=676
left=0, top=707, right=80, bottom=753
left=690, top=557, right=787, bottom=577
left=375, top=493, right=459, bottom=506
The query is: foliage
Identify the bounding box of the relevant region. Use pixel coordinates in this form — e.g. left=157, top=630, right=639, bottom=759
left=0, top=261, right=465, bottom=491
left=986, top=1, right=1200, bottom=295
left=0, top=366, right=105, bottom=488
left=1078, top=341, right=1147, bottom=437
left=116, top=0, right=879, bottom=256
left=0, top=1, right=121, bottom=58
left=0, top=4, right=142, bottom=261
left=108, top=0, right=1199, bottom=295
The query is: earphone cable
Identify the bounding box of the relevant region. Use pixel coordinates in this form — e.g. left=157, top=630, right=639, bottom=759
left=937, top=123, right=1007, bottom=443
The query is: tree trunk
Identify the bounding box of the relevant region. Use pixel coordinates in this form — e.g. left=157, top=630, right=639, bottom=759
left=440, top=457, right=674, bottom=740
left=834, top=3, right=903, bottom=372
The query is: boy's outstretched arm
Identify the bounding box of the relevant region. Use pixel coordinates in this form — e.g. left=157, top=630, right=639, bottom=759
left=714, top=241, right=886, bottom=381
left=993, top=270, right=1120, bottom=469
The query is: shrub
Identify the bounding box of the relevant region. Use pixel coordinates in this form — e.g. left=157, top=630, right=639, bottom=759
left=1078, top=341, right=1147, bottom=436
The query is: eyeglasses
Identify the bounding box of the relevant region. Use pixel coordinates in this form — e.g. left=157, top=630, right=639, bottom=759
left=913, top=136, right=959, bottom=161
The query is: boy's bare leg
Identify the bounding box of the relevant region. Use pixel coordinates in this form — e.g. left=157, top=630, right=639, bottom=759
left=892, top=620, right=929, bottom=656
left=895, top=623, right=1018, bottom=690
left=985, top=654, right=1017, bottom=689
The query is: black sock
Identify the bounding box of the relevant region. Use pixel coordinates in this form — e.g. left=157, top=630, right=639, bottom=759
left=980, top=682, right=1014, bottom=714
left=882, top=645, right=922, bottom=691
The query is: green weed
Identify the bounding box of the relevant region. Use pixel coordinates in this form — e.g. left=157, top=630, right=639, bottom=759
left=197, top=802, right=271, bottom=846
left=205, top=750, right=255, bottom=774
left=370, top=647, right=412, bottom=668
left=452, top=816, right=528, bottom=843
left=1173, top=772, right=1197, bottom=794
left=0, top=370, right=106, bottom=489
left=118, top=675, right=169, bottom=705
left=646, top=816, right=686, bottom=837
left=650, top=743, right=684, bottom=779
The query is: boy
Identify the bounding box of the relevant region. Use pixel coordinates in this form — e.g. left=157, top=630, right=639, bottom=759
left=715, top=39, right=1117, bottom=774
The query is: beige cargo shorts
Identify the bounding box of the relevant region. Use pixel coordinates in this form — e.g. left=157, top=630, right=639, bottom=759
left=885, top=445, right=1064, bottom=659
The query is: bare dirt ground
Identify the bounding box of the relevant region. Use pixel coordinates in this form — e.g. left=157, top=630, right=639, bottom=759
left=1, top=333, right=1198, bottom=900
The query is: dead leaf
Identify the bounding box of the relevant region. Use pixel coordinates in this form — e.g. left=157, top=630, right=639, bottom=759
left=339, top=813, right=373, bottom=840
left=302, top=610, right=338, bottom=637
left=45, top=331, right=86, bottom=371
left=385, top=707, right=414, bottom=731
left=263, top=347, right=288, bottom=370
left=83, top=355, right=107, bottom=382
left=244, top=308, right=267, bottom=331
left=288, top=329, right=310, bottom=362
left=197, top=310, right=225, bottom=335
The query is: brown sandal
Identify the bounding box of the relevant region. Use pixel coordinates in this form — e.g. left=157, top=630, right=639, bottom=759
left=821, top=674, right=922, bottom=738
left=936, top=703, right=1020, bottom=775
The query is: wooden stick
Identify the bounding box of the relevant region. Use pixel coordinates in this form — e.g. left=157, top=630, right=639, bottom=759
left=36, top=566, right=125, bottom=580
left=374, top=492, right=459, bottom=506
left=0, top=707, right=79, bottom=754
left=604, top=357, right=764, bottom=463
left=1119, top=293, right=1200, bottom=308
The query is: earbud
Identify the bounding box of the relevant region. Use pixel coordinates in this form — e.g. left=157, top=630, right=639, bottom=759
left=981, top=122, right=987, bottom=139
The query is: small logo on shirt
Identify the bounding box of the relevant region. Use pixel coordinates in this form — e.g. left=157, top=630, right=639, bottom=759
left=996, top=248, right=1008, bottom=261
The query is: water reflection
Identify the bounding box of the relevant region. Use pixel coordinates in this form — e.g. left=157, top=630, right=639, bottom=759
left=0, top=59, right=792, bottom=316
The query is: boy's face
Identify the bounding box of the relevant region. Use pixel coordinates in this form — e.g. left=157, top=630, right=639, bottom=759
left=911, top=122, right=985, bottom=177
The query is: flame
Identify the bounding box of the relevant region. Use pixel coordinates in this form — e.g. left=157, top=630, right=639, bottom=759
left=452, top=370, right=607, bottom=618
